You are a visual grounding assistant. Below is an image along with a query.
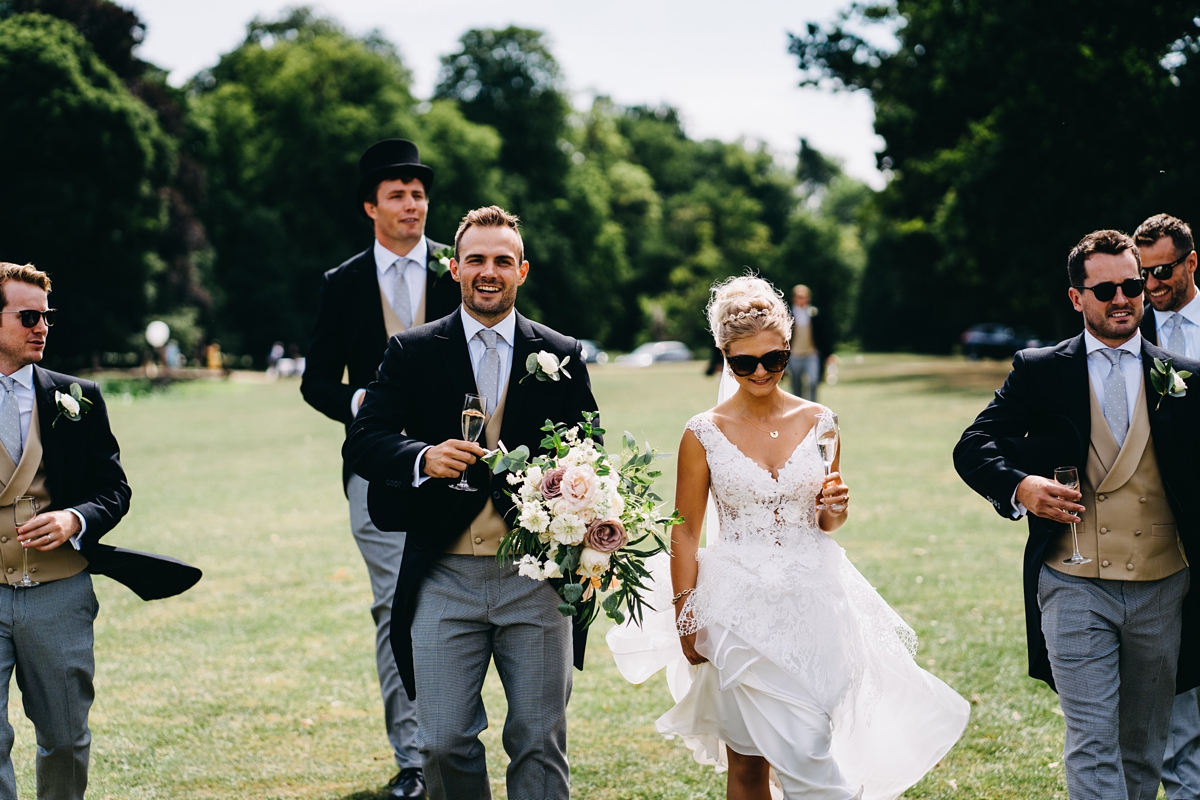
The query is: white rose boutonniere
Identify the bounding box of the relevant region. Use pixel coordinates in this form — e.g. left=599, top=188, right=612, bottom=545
left=53, top=383, right=93, bottom=427
left=431, top=247, right=453, bottom=279
left=1151, top=357, right=1193, bottom=410
left=520, top=350, right=572, bottom=384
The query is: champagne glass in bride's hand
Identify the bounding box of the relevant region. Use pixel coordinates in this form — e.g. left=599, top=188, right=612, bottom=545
left=1054, top=466, right=1091, bottom=566
left=815, top=413, right=844, bottom=512
left=452, top=393, right=488, bottom=492
left=13, top=495, right=39, bottom=587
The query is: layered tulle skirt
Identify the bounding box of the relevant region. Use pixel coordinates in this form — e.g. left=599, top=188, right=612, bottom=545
left=608, top=541, right=969, bottom=800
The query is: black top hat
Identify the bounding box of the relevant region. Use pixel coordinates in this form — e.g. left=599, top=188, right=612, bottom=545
left=356, top=139, right=434, bottom=206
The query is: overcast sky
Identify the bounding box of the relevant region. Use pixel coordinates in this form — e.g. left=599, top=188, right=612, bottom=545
left=128, top=0, right=887, bottom=187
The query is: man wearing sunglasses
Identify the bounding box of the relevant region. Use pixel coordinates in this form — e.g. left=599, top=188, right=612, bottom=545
left=301, top=140, right=462, bottom=800
left=955, top=229, right=1200, bottom=800
left=0, top=263, right=128, bottom=798
left=1133, top=215, right=1200, bottom=800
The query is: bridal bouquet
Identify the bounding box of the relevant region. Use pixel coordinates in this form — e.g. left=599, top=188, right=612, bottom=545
left=485, top=412, right=681, bottom=628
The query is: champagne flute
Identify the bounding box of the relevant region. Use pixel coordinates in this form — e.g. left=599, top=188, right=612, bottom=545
left=815, top=413, right=844, bottom=512
left=451, top=393, right=488, bottom=492
left=13, top=495, right=39, bottom=587
left=1054, top=466, right=1091, bottom=565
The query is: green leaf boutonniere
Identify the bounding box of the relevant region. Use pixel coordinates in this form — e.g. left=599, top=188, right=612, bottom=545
left=520, top=351, right=572, bottom=384
left=1150, top=357, right=1192, bottom=410
left=52, top=383, right=93, bottom=427
left=431, top=247, right=453, bottom=279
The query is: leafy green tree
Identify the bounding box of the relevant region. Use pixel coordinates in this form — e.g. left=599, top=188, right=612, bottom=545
left=792, top=0, right=1200, bottom=351
left=0, top=12, right=173, bottom=364
left=191, top=7, right=502, bottom=359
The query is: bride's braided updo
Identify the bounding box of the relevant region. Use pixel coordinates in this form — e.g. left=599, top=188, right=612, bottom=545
left=706, top=275, right=792, bottom=351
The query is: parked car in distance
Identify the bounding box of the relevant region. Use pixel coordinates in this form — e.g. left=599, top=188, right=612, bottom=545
left=579, top=339, right=609, bottom=364
left=961, top=324, right=1052, bottom=360
left=615, top=341, right=693, bottom=367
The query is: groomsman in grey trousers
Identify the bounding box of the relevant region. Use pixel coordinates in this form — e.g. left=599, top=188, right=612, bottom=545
left=955, top=229, right=1200, bottom=799
left=302, top=140, right=461, bottom=800
left=345, top=206, right=599, bottom=799
left=1133, top=214, right=1200, bottom=799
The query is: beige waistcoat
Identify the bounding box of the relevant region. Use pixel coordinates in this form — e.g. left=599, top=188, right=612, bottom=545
left=446, top=385, right=510, bottom=557
left=792, top=313, right=816, bottom=357
left=0, top=404, right=87, bottom=585
left=380, top=276, right=427, bottom=338
left=1046, top=372, right=1186, bottom=580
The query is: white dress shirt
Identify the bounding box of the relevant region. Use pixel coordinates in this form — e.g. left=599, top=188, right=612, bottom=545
left=413, top=307, right=517, bottom=486
left=3, top=364, right=86, bottom=547
left=1010, top=331, right=1144, bottom=518
left=350, top=237, right=431, bottom=417
left=1152, top=293, right=1200, bottom=359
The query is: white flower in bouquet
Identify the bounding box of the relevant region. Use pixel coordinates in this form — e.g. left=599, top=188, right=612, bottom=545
left=525, top=464, right=544, bottom=485
left=518, top=481, right=541, bottom=502
left=517, top=554, right=546, bottom=581
left=578, top=547, right=611, bottom=577
left=519, top=503, right=551, bottom=534
left=559, top=465, right=600, bottom=512
left=542, top=558, right=564, bottom=579
left=549, top=512, right=586, bottom=545
left=506, top=472, right=524, bottom=486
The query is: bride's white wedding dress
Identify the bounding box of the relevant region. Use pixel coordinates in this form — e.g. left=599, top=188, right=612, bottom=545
left=608, top=413, right=969, bottom=800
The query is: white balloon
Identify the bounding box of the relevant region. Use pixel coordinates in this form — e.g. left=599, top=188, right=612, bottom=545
left=145, top=320, right=170, bottom=348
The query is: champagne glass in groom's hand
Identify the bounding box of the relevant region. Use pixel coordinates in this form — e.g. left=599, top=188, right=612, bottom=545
left=452, top=393, right=488, bottom=492
left=13, top=496, right=39, bottom=587
left=1054, top=466, right=1091, bottom=566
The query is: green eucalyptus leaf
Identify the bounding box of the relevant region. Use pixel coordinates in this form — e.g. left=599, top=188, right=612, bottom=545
left=561, top=582, right=584, bottom=603
left=556, top=603, right=577, bottom=617
left=69, top=383, right=83, bottom=401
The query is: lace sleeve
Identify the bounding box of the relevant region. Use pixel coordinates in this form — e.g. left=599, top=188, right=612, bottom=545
left=685, top=414, right=718, bottom=452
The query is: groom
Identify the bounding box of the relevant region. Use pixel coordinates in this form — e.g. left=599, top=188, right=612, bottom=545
left=954, top=229, right=1200, bottom=799
left=344, top=205, right=598, bottom=799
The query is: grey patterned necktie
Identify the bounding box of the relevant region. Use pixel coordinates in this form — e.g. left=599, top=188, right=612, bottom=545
left=475, top=329, right=500, bottom=414
left=0, top=376, right=22, bottom=465
left=392, top=259, right=414, bottom=329
left=1099, top=348, right=1130, bottom=448
left=1167, top=313, right=1189, bottom=356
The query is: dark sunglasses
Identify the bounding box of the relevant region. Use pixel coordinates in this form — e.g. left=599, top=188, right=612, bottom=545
left=725, top=349, right=791, bottom=377
left=0, top=309, right=56, bottom=328
left=1073, top=279, right=1144, bottom=303
left=1141, top=250, right=1195, bottom=281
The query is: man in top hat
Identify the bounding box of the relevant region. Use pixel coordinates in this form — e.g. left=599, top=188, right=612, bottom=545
left=301, top=139, right=460, bottom=799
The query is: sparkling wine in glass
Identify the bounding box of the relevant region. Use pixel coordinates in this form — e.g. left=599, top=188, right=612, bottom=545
left=1054, top=466, right=1091, bottom=566
left=452, top=393, right=488, bottom=492
left=13, top=495, right=39, bottom=587
left=815, top=413, right=844, bottom=512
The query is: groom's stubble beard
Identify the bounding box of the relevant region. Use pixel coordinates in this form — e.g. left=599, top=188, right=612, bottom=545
left=462, top=277, right=518, bottom=324
left=1083, top=296, right=1143, bottom=344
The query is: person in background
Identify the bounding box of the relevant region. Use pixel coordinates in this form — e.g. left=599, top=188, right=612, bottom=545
left=787, top=285, right=834, bottom=401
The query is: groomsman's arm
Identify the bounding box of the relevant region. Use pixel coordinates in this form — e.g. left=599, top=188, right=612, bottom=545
left=343, top=336, right=429, bottom=486
left=301, top=271, right=357, bottom=425
left=72, top=383, right=132, bottom=551
left=954, top=352, right=1047, bottom=519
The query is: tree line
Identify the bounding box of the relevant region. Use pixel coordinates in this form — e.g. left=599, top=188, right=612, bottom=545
left=0, top=2, right=868, bottom=368
left=6, top=0, right=1189, bottom=366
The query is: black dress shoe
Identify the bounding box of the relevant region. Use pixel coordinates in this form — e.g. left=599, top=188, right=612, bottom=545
left=387, top=767, right=426, bottom=799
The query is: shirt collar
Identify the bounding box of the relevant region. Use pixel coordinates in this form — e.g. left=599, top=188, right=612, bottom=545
left=1, top=363, right=34, bottom=389
left=1154, top=292, right=1200, bottom=330
left=373, top=236, right=428, bottom=276
left=1083, top=329, right=1142, bottom=357
left=460, top=306, right=516, bottom=347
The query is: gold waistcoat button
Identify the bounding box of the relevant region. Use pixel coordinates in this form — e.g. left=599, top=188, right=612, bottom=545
left=29, top=568, right=35, bottom=573
left=1100, top=527, right=1108, bottom=534
left=1135, top=530, right=1143, bottom=536
left=474, top=537, right=483, bottom=544
left=0, top=537, right=7, bottom=543
left=1098, top=494, right=1107, bottom=501
left=1102, top=560, right=1111, bottom=567
left=5, top=568, right=12, bottom=574
left=1127, top=563, right=1135, bottom=570
left=1139, top=497, right=1147, bottom=504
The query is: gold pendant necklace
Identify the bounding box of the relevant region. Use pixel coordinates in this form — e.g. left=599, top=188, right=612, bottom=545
left=735, top=399, right=780, bottom=438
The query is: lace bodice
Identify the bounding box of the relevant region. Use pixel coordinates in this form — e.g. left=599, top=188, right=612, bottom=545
left=686, top=414, right=825, bottom=549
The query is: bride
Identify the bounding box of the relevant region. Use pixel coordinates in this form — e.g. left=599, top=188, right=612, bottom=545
left=609, top=277, right=969, bottom=799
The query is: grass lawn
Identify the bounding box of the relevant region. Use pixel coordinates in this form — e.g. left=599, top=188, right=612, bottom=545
left=5, top=355, right=1080, bottom=798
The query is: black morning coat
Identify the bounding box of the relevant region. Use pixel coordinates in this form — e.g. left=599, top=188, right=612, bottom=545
left=953, top=335, right=1200, bottom=692
left=301, top=239, right=462, bottom=491
left=343, top=310, right=600, bottom=700
left=36, top=367, right=200, bottom=600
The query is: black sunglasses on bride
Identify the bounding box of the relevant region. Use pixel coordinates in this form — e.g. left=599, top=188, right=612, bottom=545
left=725, top=349, right=791, bottom=377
